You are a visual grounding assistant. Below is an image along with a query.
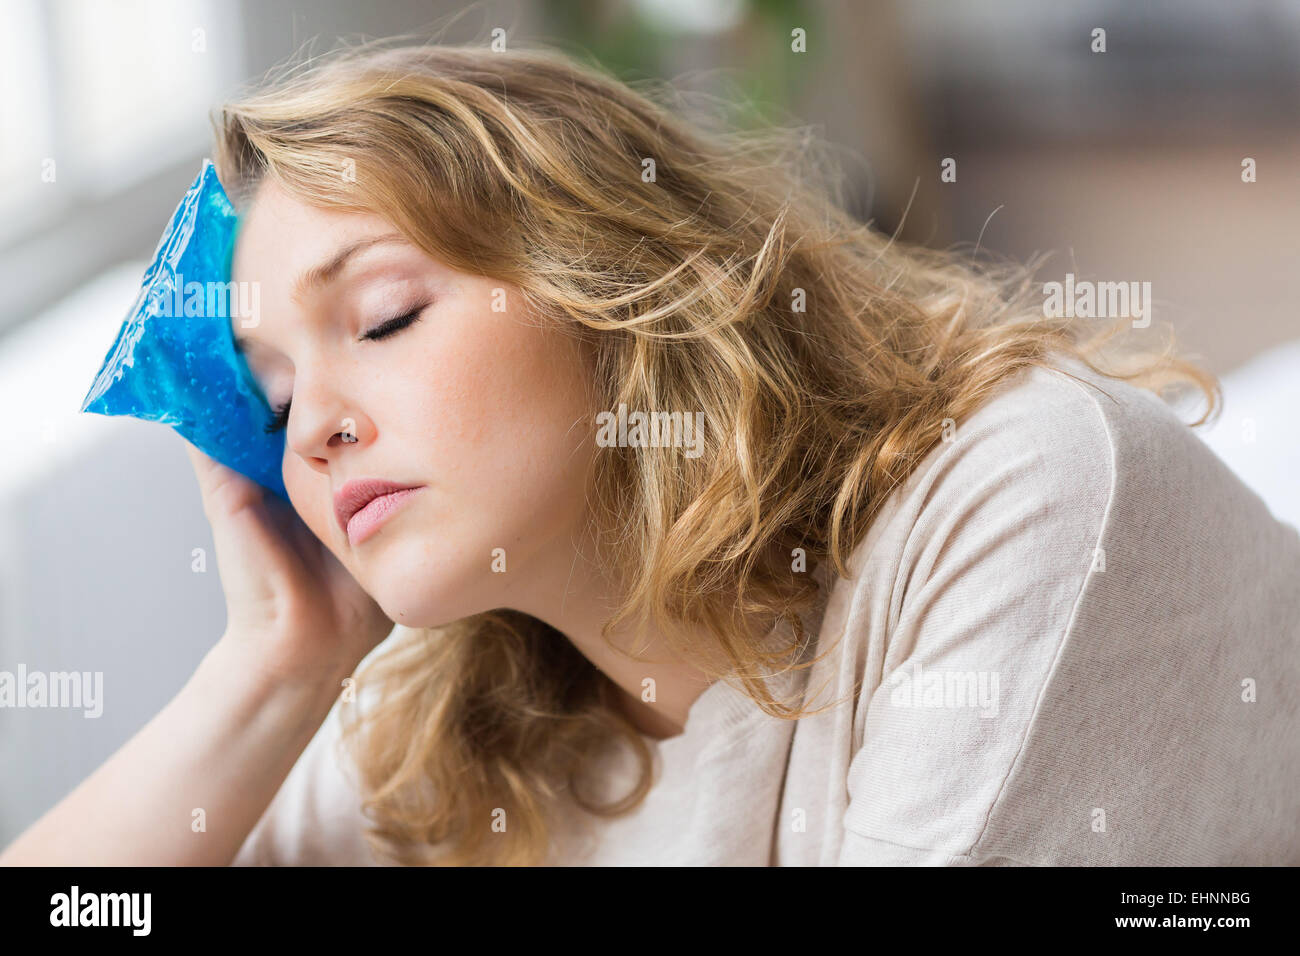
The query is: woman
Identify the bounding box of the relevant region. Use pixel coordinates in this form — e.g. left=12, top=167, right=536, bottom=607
left=3, top=39, right=1297, bottom=867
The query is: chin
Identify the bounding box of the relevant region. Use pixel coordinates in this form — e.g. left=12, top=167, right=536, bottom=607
left=375, top=589, right=480, bottom=630
left=359, top=536, right=489, bottom=630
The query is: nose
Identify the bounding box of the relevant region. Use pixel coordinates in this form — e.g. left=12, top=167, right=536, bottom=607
left=284, top=372, right=371, bottom=474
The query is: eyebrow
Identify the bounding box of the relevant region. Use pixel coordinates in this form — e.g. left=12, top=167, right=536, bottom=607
left=291, top=231, right=408, bottom=303
left=233, top=231, right=408, bottom=353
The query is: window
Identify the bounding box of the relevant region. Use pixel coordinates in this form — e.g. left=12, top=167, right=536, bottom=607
left=0, top=0, right=244, bottom=333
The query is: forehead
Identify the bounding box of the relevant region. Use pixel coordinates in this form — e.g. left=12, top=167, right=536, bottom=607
left=230, top=180, right=394, bottom=287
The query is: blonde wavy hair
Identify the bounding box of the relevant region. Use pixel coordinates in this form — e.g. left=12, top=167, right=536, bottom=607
left=212, top=35, right=1219, bottom=866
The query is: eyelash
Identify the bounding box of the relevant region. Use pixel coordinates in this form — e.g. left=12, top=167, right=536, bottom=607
left=262, top=304, right=427, bottom=435
left=363, top=304, right=427, bottom=342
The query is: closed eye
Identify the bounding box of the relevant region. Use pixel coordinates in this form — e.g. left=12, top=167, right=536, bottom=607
left=262, top=302, right=430, bottom=435
left=264, top=400, right=291, bottom=435
left=362, top=303, right=428, bottom=341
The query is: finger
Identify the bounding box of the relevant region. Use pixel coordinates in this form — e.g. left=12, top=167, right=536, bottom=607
left=182, top=439, right=208, bottom=468
left=181, top=440, right=264, bottom=516
left=182, top=440, right=227, bottom=483
left=182, top=440, right=245, bottom=491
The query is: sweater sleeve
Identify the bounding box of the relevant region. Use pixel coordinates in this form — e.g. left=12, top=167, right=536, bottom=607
left=836, top=364, right=1300, bottom=866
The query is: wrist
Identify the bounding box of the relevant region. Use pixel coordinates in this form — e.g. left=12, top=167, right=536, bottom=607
left=201, top=631, right=353, bottom=709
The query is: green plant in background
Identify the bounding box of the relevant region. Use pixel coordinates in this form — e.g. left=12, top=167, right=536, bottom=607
left=539, top=0, right=819, bottom=132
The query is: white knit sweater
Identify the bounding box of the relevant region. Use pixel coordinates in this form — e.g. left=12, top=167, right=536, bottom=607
left=233, top=359, right=1300, bottom=866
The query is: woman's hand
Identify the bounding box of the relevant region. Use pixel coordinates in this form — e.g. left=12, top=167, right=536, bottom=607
left=183, top=441, right=393, bottom=685
left=0, top=443, right=393, bottom=866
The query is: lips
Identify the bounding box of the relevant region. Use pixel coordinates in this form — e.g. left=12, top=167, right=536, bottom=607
left=334, top=478, right=424, bottom=537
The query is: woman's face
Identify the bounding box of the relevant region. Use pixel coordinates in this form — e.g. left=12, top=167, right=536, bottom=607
left=230, top=180, right=596, bottom=627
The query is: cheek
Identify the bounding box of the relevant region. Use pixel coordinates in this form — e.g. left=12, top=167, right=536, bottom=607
left=283, top=462, right=335, bottom=543
left=273, top=294, right=594, bottom=582
left=416, top=305, right=593, bottom=509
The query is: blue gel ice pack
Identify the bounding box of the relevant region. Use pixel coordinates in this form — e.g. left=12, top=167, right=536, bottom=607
left=80, top=160, right=288, bottom=501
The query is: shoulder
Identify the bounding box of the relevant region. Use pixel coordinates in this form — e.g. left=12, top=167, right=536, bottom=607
left=842, top=354, right=1245, bottom=615
left=828, top=363, right=1111, bottom=855
left=833, top=357, right=1300, bottom=865
left=897, top=358, right=1126, bottom=536
left=836, top=360, right=1125, bottom=657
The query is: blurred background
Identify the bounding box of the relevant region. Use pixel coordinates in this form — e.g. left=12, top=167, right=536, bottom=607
left=1, top=0, right=1297, bottom=847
